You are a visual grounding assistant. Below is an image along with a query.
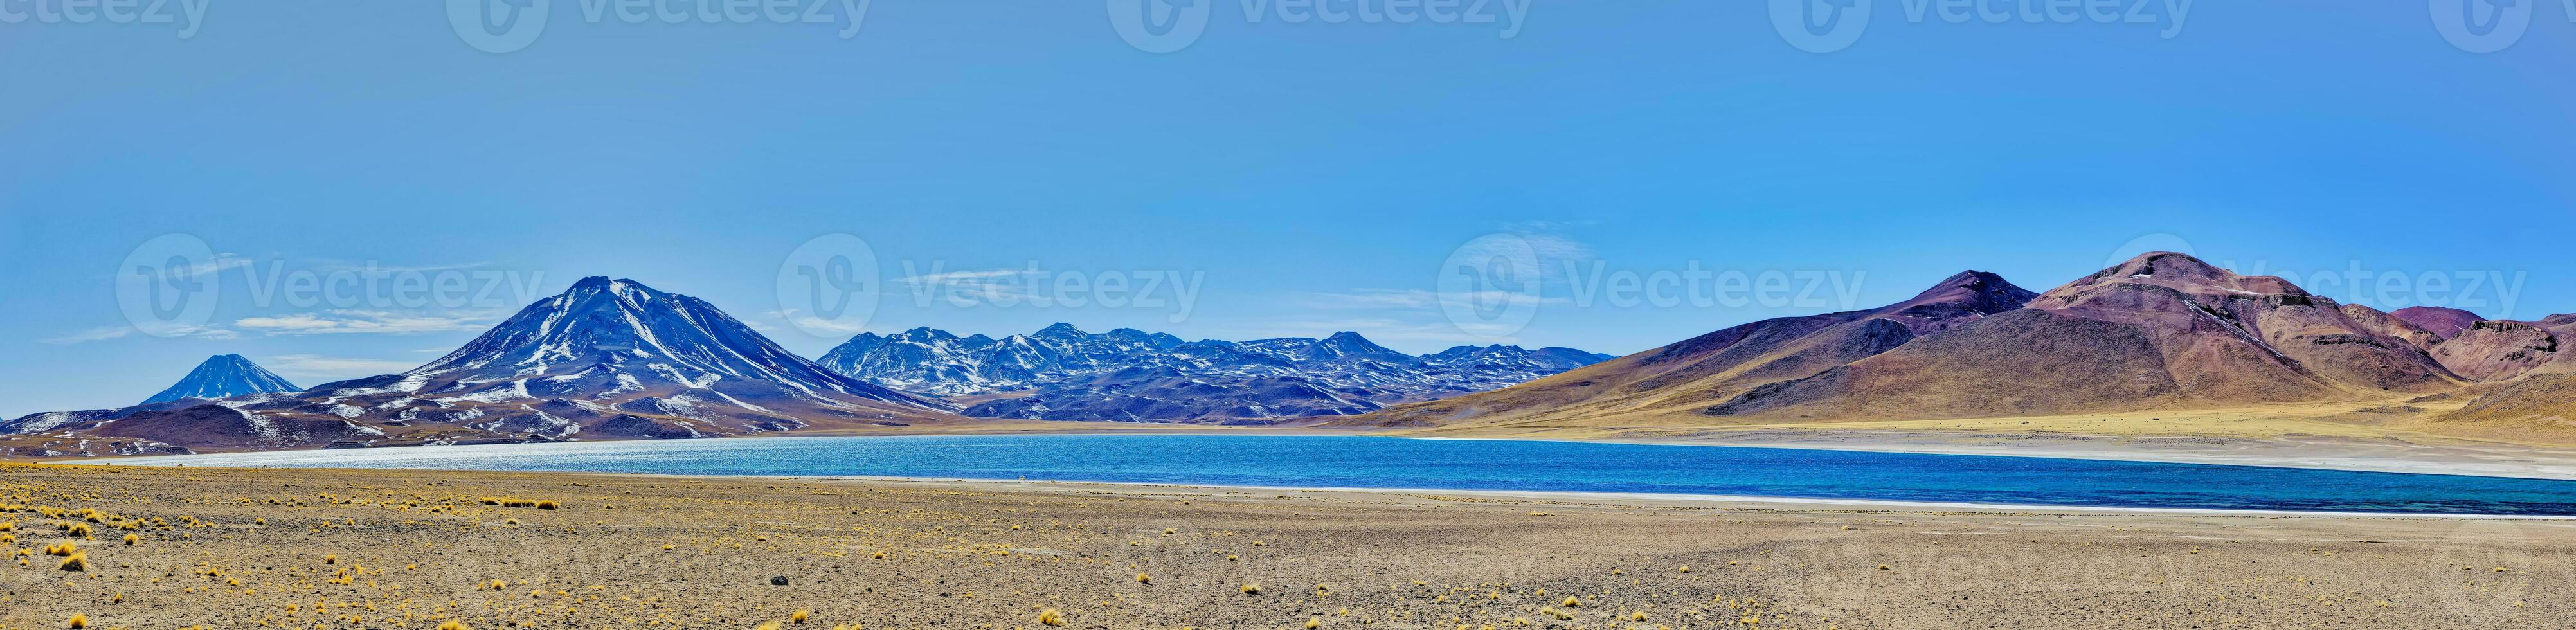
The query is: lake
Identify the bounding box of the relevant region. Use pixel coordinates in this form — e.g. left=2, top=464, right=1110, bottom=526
left=95, top=434, right=2576, bottom=516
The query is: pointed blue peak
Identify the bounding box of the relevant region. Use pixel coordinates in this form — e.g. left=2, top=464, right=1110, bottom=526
left=1036, top=322, right=1086, bottom=336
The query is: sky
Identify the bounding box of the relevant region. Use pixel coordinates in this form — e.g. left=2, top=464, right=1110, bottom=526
left=2, top=0, right=2571, bottom=418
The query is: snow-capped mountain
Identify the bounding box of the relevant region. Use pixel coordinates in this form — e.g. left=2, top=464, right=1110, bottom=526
left=816, top=324, right=1614, bottom=422
left=4, top=277, right=959, bottom=455
left=141, top=354, right=302, bottom=404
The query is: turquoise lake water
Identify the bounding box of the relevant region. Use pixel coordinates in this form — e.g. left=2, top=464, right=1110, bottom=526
left=101, top=434, right=2576, bottom=516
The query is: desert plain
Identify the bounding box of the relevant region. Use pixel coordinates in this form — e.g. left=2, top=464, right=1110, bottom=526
left=0, top=461, right=2568, bottom=630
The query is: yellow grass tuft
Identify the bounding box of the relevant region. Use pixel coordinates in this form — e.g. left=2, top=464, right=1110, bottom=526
left=437, top=622, right=468, bottom=630
left=325, top=554, right=338, bottom=564
left=1038, top=608, right=1067, bottom=626
left=122, top=534, right=139, bottom=545
left=1137, top=572, right=1151, bottom=584
left=68, top=613, right=88, bottom=629
left=792, top=609, right=811, bottom=624
left=1241, top=583, right=1261, bottom=595
left=1305, top=618, right=1321, bottom=629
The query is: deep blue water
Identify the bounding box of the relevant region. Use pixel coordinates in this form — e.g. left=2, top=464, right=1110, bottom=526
left=98, top=434, right=2576, bottom=516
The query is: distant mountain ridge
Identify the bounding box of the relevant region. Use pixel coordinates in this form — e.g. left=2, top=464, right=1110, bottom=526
left=1332, top=269, right=2040, bottom=428
left=4, top=277, right=960, bottom=455
left=818, top=324, right=1614, bottom=422
left=1342, top=253, right=2576, bottom=438
left=141, top=354, right=301, bottom=404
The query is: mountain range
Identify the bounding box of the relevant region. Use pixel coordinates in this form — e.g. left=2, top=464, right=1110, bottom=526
left=816, top=325, right=1614, bottom=422
left=10, top=253, right=2575, bottom=455
left=3, top=277, right=957, bottom=455
left=1333, top=253, right=2575, bottom=438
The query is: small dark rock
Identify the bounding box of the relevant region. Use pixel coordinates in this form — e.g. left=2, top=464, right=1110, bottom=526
left=770, top=576, right=789, bottom=586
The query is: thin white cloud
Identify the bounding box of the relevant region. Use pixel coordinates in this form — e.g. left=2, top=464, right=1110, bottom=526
left=264, top=354, right=421, bottom=377
left=1299, top=289, right=1569, bottom=310
left=763, top=309, right=869, bottom=336
left=1255, top=318, right=1528, bottom=348
left=1295, top=289, right=1444, bottom=309
left=42, top=326, right=136, bottom=344
left=1503, top=219, right=1603, bottom=232
left=43, top=324, right=237, bottom=344
left=233, top=310, right=492, bottom=335
left=895, top=268, right=1038, bottom=303
left=900, top=269, right=1026, bottom=284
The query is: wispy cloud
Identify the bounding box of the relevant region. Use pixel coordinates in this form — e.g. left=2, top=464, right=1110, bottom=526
left=233, top=310, right=493, bottom=335
left=264, top=354, right=420, bottom=377
left=762, top=309, right=869, bottom=336
left=43, top=324, right=238, bottom=344
left=43, top=326, right=137, bottom=345
left=1503, top=219, right=1603, bottom=233
left=896, top=268, right=1036, bottom=303
left=1255, top=317, right=1529, bottom=347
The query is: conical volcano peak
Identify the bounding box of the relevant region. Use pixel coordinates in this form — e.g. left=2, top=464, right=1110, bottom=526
left=141, top=354, right=302, bottom=404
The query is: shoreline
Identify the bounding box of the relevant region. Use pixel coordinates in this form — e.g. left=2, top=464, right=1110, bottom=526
left=66, top=423, right=2576, bottom=481
left=57, top=431, right=2576, bottom=519
left=780, top=474, right=2576, bottom=520
left=1400, top=430, right=2576, bottom=481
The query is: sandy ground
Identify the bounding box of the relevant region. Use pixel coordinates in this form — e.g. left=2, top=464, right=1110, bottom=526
left=2, top=463, right=2570, bottom=630
left=1365, top=400, right=2576, bottom=480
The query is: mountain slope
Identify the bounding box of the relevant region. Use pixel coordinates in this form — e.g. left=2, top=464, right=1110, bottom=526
left=141, top=354, right=302, bottom=404
left=2427, top=315, right=2574, bottom=382
left=818, top=324, right=1614, bottom=422
left=1699, top=253, right=2463, bottom=421
left=2392, top=306, right=2485, bottom=341
left=5, top=277, right=960, bottom=453
left=1333, top=270, right=2039, bottom=428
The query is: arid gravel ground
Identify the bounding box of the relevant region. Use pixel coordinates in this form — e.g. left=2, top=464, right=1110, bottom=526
left=1, top=462, right=2568, bottom=629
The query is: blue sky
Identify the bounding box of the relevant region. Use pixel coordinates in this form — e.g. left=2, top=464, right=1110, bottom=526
left=3, top=0, right=2571, bottom=417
